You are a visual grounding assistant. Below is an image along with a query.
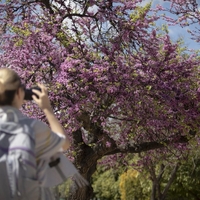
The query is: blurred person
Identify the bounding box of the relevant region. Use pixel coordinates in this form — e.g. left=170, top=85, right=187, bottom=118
left=0, top=67, right=71, bottom=200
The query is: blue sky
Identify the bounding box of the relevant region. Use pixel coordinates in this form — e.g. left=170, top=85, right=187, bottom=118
left=141, top=0, right=200, bottom=51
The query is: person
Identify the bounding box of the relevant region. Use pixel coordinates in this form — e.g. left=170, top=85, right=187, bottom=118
left=0, top=67, right=71, bottom=199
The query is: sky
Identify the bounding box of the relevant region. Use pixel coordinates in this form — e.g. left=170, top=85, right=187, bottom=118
left=141, top=0, right=200, bottom=51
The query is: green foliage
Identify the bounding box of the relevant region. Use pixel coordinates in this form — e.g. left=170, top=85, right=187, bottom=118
left=93, top=155, right=200, bottom=200
left=54, top=179, right=72, bottom=199
left=11, top=24, right=31, bottom=37
left=11, top=23, right=32, bottom=46
left=92, top=167, right=121, bottom=200
left=130, top=2, right=152, bottom=23
left=167, top=159, right=200, bottom=200
left=92, top=160, right=151, bottom=200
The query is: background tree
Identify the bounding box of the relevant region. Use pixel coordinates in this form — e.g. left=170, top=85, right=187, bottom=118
left=162, top=0, right=200, bottom=42
left=0, top=0, right=200, bottom=199
left=92, top=166, right=121, bottom=200
left=119, top=168, right=150, bottom=200
left=167, top=158, right=200, bottom=199
left=92, top=153, right=200, bottom=200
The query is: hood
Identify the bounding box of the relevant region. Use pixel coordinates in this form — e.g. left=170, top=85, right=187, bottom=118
left=0, top=106, right=24, bottom=123
left=0, top=106, right=28, bottom=134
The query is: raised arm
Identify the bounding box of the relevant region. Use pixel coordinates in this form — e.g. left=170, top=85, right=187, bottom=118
left=32, top=84, right=71, bottom=150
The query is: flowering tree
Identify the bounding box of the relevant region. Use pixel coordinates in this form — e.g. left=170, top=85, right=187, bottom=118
left=0, top=0, right=200, bottom=199
left=161, top=0, right=200, bottom=42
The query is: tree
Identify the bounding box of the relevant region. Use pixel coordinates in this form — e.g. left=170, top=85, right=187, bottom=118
left=94, top=153, right=200, bottom=200
left=119, top=168, right=151, bottom=200
left=92, top=166, right=120, bottom=200
left=161, top=0, right=200, bottom=42
left=144, top=159, right=179, bottom=200
left=0, top=0, right=200, bottom=199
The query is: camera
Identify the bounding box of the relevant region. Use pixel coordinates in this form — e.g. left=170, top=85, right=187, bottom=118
left=24, top=87, right=41, bottom=100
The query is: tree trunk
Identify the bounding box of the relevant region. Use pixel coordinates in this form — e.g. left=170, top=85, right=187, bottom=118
left=151, top=181, right=157, bottom=200
left=68, top=129, right=101, bottom=200
left=66, top=161, right=97, bottom=200
left=67, top=184, right=93, bottom=200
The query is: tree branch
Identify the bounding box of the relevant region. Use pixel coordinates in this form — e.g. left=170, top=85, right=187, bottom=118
left=161, top=163, right=179, bottom=200
left=105, top=135, right=189, bottom=155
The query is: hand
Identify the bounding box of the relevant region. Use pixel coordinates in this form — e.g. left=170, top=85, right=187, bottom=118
left=32, top=83, right=52, bottom=111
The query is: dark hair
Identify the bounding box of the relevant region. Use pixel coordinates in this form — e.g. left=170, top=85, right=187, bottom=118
left=0, top=90, right=17, bottom=106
